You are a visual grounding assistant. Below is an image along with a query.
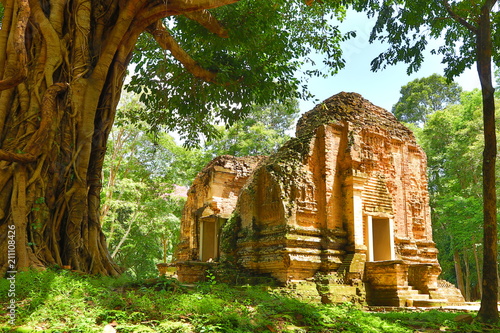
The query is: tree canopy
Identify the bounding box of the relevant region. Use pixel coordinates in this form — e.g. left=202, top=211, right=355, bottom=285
left=204, top=99, right=300, bottom=157
left=392, top=73, right=462, bottom=126
left=125, top=1, right=352, bottom=144
left=353, top=1, right=499, bottom=78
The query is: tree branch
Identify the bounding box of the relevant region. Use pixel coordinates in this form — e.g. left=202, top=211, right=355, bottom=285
left=93, top=0, right=150, bottom=83
left=133, top=0, right=241, bottom=40
left=184, top=10, right=229, bottom=38
left=141, top=0, right=240, bottom=27
left=0, top=150, right=36, bottom=163
left=147, top=21, right=218, bottom=83
left=0, top=0, right=30, bottom=91
left=483, top=0, right=498, bottom=12
left=0, top=0, right=15, bottom=78
left=165, top=0, right=241, bottom=14
left=441, top=0, right=478, bottom=33
left=305, top=0, right=323, bottom=5
left=110, top=215, right=135, bottom=259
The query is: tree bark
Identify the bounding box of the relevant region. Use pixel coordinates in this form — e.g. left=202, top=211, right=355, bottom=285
left=477, top=0, right=498, bottom=323
left=454, top=249, right=466, bottom=299
left=464, top=250, right=471, bottom=301
left=0, top=0, right=240, bottom=276
left=110, top=212, right=136, bottom=259
left=473, top=243, right=482, bottom=299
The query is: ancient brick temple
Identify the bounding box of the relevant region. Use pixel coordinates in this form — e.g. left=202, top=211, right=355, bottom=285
left=175, top=92, right=464, bottom=306
left=175, top=155, right=266, bottom=282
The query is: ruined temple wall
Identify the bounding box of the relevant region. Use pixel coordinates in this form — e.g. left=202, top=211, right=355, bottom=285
left=233, top=122, right=353, bottom=281
left=347, top=122, right=436, bottom=264
left=175, top=155, right=265, bottom=262
left=301, top=124, right=348, bottom=232
left=234, top=134, right=342, bottom=281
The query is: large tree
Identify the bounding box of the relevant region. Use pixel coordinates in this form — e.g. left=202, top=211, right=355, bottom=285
left=0, top=0, right=349, bottom=276
left=354, top=0, right=499, bottom=322
left=392, top=73, right=462, bottom=126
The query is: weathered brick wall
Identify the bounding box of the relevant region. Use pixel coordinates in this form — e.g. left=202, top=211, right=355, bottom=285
left=175, top=155, right=265, bottom=263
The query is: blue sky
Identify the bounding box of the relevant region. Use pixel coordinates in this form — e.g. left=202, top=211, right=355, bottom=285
left=298, top=10, right=481, bottom=114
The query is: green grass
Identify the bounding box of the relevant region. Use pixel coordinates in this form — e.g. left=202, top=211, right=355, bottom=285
left=0, top=269, right=498, bottom=332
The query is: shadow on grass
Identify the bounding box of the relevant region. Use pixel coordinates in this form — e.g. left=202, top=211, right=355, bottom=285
left=373, top=309, right=500, bottom=332
left=0, top=269, right=56, bottom=325
left=1, top=270, right=500, bottom=333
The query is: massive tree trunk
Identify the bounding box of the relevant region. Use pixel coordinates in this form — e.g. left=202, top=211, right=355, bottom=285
left=476, top=0, right=498, bottom=323
left=0, top=0, right=239, bottom=275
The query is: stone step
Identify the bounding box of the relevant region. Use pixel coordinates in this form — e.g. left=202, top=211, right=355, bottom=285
left=405, top=286, right=431, bottom=301
left=406, top=290, right=423, bottom=296
left=407, top=294, right=430, bottom=300
left=337, top=253, right=355, bottom=274
left=411, top=299, right=448, bottom=307
left=406, top=287, right=422, bottom=294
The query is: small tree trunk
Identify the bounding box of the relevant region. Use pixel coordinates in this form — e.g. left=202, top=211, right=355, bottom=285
left=110, top=217, right=135, bottom=259
left=473, top=244, right=482, bottom=299
left=464, top=250, right=471, bottom=301
left=477, top=0, right=499, bottom=323
left=163, top=238, right=168, bottom=263
left=454, top=249, right=466, bottom=298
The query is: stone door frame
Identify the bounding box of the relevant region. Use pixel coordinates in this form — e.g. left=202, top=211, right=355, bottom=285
left=365, top=214, right=395, bottom=262
left=199, top=216, right=224, bottom=262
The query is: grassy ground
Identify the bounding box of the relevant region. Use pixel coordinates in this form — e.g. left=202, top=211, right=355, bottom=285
left=0, top=269, right=498, bottom=332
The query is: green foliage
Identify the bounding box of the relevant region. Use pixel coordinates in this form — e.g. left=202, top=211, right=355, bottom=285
left=204, top=99, right=300, bottom=157
left=421, top=92, right=484, bottom=284
left=102, top=97, right=189, bottom=278
left=419, top=89, right=500, bottom=296
left=421, top=90, right=484, bottom=196
left=375, top=310, right=492, bottom=332
left=496, top=67, right=500, bottom=98
left=127, top=1, right=351, bottom=145
left=353, top=0, right=500, bottom=79
left=101, top=143, right=186, bottom=278
left=392, top=74, right=462, bottom=125
left=0, top=269, right=130, bottom=331
left=219, top=214, right=240, bottom=256
left=3, top=270, right=500, bottom=332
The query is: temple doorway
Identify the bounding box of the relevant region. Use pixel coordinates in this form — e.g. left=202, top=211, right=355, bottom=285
left=199, top=217, right=224, bottom=261
left=367, top=216, right=395, bottom=261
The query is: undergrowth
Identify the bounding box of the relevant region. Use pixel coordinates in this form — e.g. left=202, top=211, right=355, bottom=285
left=0, top=269, right=498, bottom=332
